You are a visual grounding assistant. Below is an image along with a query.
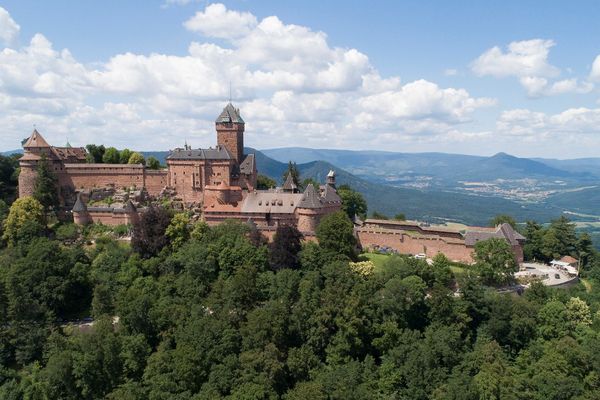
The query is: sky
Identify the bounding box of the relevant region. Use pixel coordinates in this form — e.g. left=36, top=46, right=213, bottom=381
left=1, top=1, right=600, bottom=158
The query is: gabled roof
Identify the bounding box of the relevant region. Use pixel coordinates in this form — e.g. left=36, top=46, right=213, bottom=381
left=215, top=103, right=244, bottom=124
left=298, top=184, right=322, bottom=209
left=241, top=191, right=304, bottom=214
left=464, top=223, right=525, bottom=246
left=72, top=193, right=87, bottom=213
left=23, top=129, right=51, bottom=148
left=166, top=145, right=234, bottom=160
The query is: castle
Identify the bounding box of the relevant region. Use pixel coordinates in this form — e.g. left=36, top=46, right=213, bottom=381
left=18, top=103, right=342, bottom=236
left=18, top=103, right=525, bottom=263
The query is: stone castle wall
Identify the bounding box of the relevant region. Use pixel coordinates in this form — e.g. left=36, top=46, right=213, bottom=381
left=56, top=164, right=167, bottom=197
left=356, top=227, right=476, bottom=263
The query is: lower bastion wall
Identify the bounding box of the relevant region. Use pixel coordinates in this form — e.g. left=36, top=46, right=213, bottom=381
left=356, top=228, right=475, bottom=264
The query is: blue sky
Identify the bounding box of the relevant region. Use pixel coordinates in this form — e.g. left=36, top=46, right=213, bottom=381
left=1, top=1, right=600, bottom=158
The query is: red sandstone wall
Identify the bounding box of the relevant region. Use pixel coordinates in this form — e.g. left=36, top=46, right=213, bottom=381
left=62, top=164, right=146, bottom=191
left=144, top=170, right=168, bottom=196
left=357, top=229, right=475, bottom=263
left=87, top=211, right=135, bottom=225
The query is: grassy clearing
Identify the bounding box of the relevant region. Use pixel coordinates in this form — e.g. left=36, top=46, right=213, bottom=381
left=360, top=252, right=391, bottom=273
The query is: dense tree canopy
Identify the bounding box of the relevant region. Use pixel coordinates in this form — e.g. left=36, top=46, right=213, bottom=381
left=1, top=209, right=600, bottom=399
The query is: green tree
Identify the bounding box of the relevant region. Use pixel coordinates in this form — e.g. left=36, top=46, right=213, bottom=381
left=542, top=216, right=577, bottom=259
left=119, top=149, right=133, bottom=164
left=269, top=225, right=303, bottom=270
left=316, top=211, right=357, bottom=260
left=165, top=212, right=191, bottom=249
left=127, top=152, right=145, bottom=165
left=523, top=220, right=546, bottom=262
left=146, top=156, right=161, bottom=170
left=282, top=161, right=300, bottom=187
left=85, top=144, right=105, bottom=163
left=0, top=154, right=19, bottom=203
left=337, top=185, right=367, bottom=220
left=393, top=213, right=406, bottom=221
left=2, top=196, right=45, bottom=246
left=33, top=154, right=59, bottom=211
left=102, top=147, right=121, bottom=164
left=489, top=214, right=517, bottom=229
left=370, top=211, right=388, bottom=220
left=473, top=238, right=518, bottom=286
left=256, top=174, right=276, bottom=190
left=131, top=205, right=171, bottom=258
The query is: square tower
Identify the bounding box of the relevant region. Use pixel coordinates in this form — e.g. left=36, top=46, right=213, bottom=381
left=215, top=103, right=245, bottom=163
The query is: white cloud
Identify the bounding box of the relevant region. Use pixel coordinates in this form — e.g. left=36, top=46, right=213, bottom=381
left=472, top=39, right=559, bottom=78
left=0, top=3, right=496, bottom=152
left=0, top=7, right=19, bottom=46
left=590, top=55, right=600, bottom=81
left=473, top=39, right=595, bottom=97
left=184, top=3, right=257, bottom=39
left=497, top=107, right=600, bottom=141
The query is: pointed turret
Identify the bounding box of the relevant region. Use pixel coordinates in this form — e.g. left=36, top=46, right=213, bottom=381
left=23, top=129, right=51, bottom=149
left=72, top=193, right=91, bottom=225
left=298, top=184, right=322, bottom=209
left=282, top=173, right=298, bottom=193
left=215, top=103, right=245, bottom=124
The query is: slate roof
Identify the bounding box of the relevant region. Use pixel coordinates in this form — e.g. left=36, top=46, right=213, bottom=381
left=321, top=184, right=341, bottom=204
left=298, top=185, right=322, bottom=209
left=166, top=145, right=234, bottom=161
left=215, top=103, right=245, bottom=124
left=241, top=192, right=304, bottom=214
left=282, top=174, right=298, bottom=192
left=72, top=193, right=87, bottom=213
left=239, top=153, right=255, bottom=175
left=464, top=223, right=526, bottom=246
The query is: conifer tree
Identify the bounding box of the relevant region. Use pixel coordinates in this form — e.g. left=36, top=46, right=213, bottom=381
left=33, top=153, right=59, bottom=211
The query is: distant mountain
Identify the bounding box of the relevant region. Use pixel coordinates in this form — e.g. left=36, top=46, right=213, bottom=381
left=1, top=150, right=22, bottom=156
left=261, top=147, right=597, bottom=183
left=444, top=152, right=585, bottom=181
left=249, top=152, right=563, bottom=225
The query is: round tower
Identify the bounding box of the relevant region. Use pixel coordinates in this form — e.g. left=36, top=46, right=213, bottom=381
left=72, top=193, right=91, bottom=225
